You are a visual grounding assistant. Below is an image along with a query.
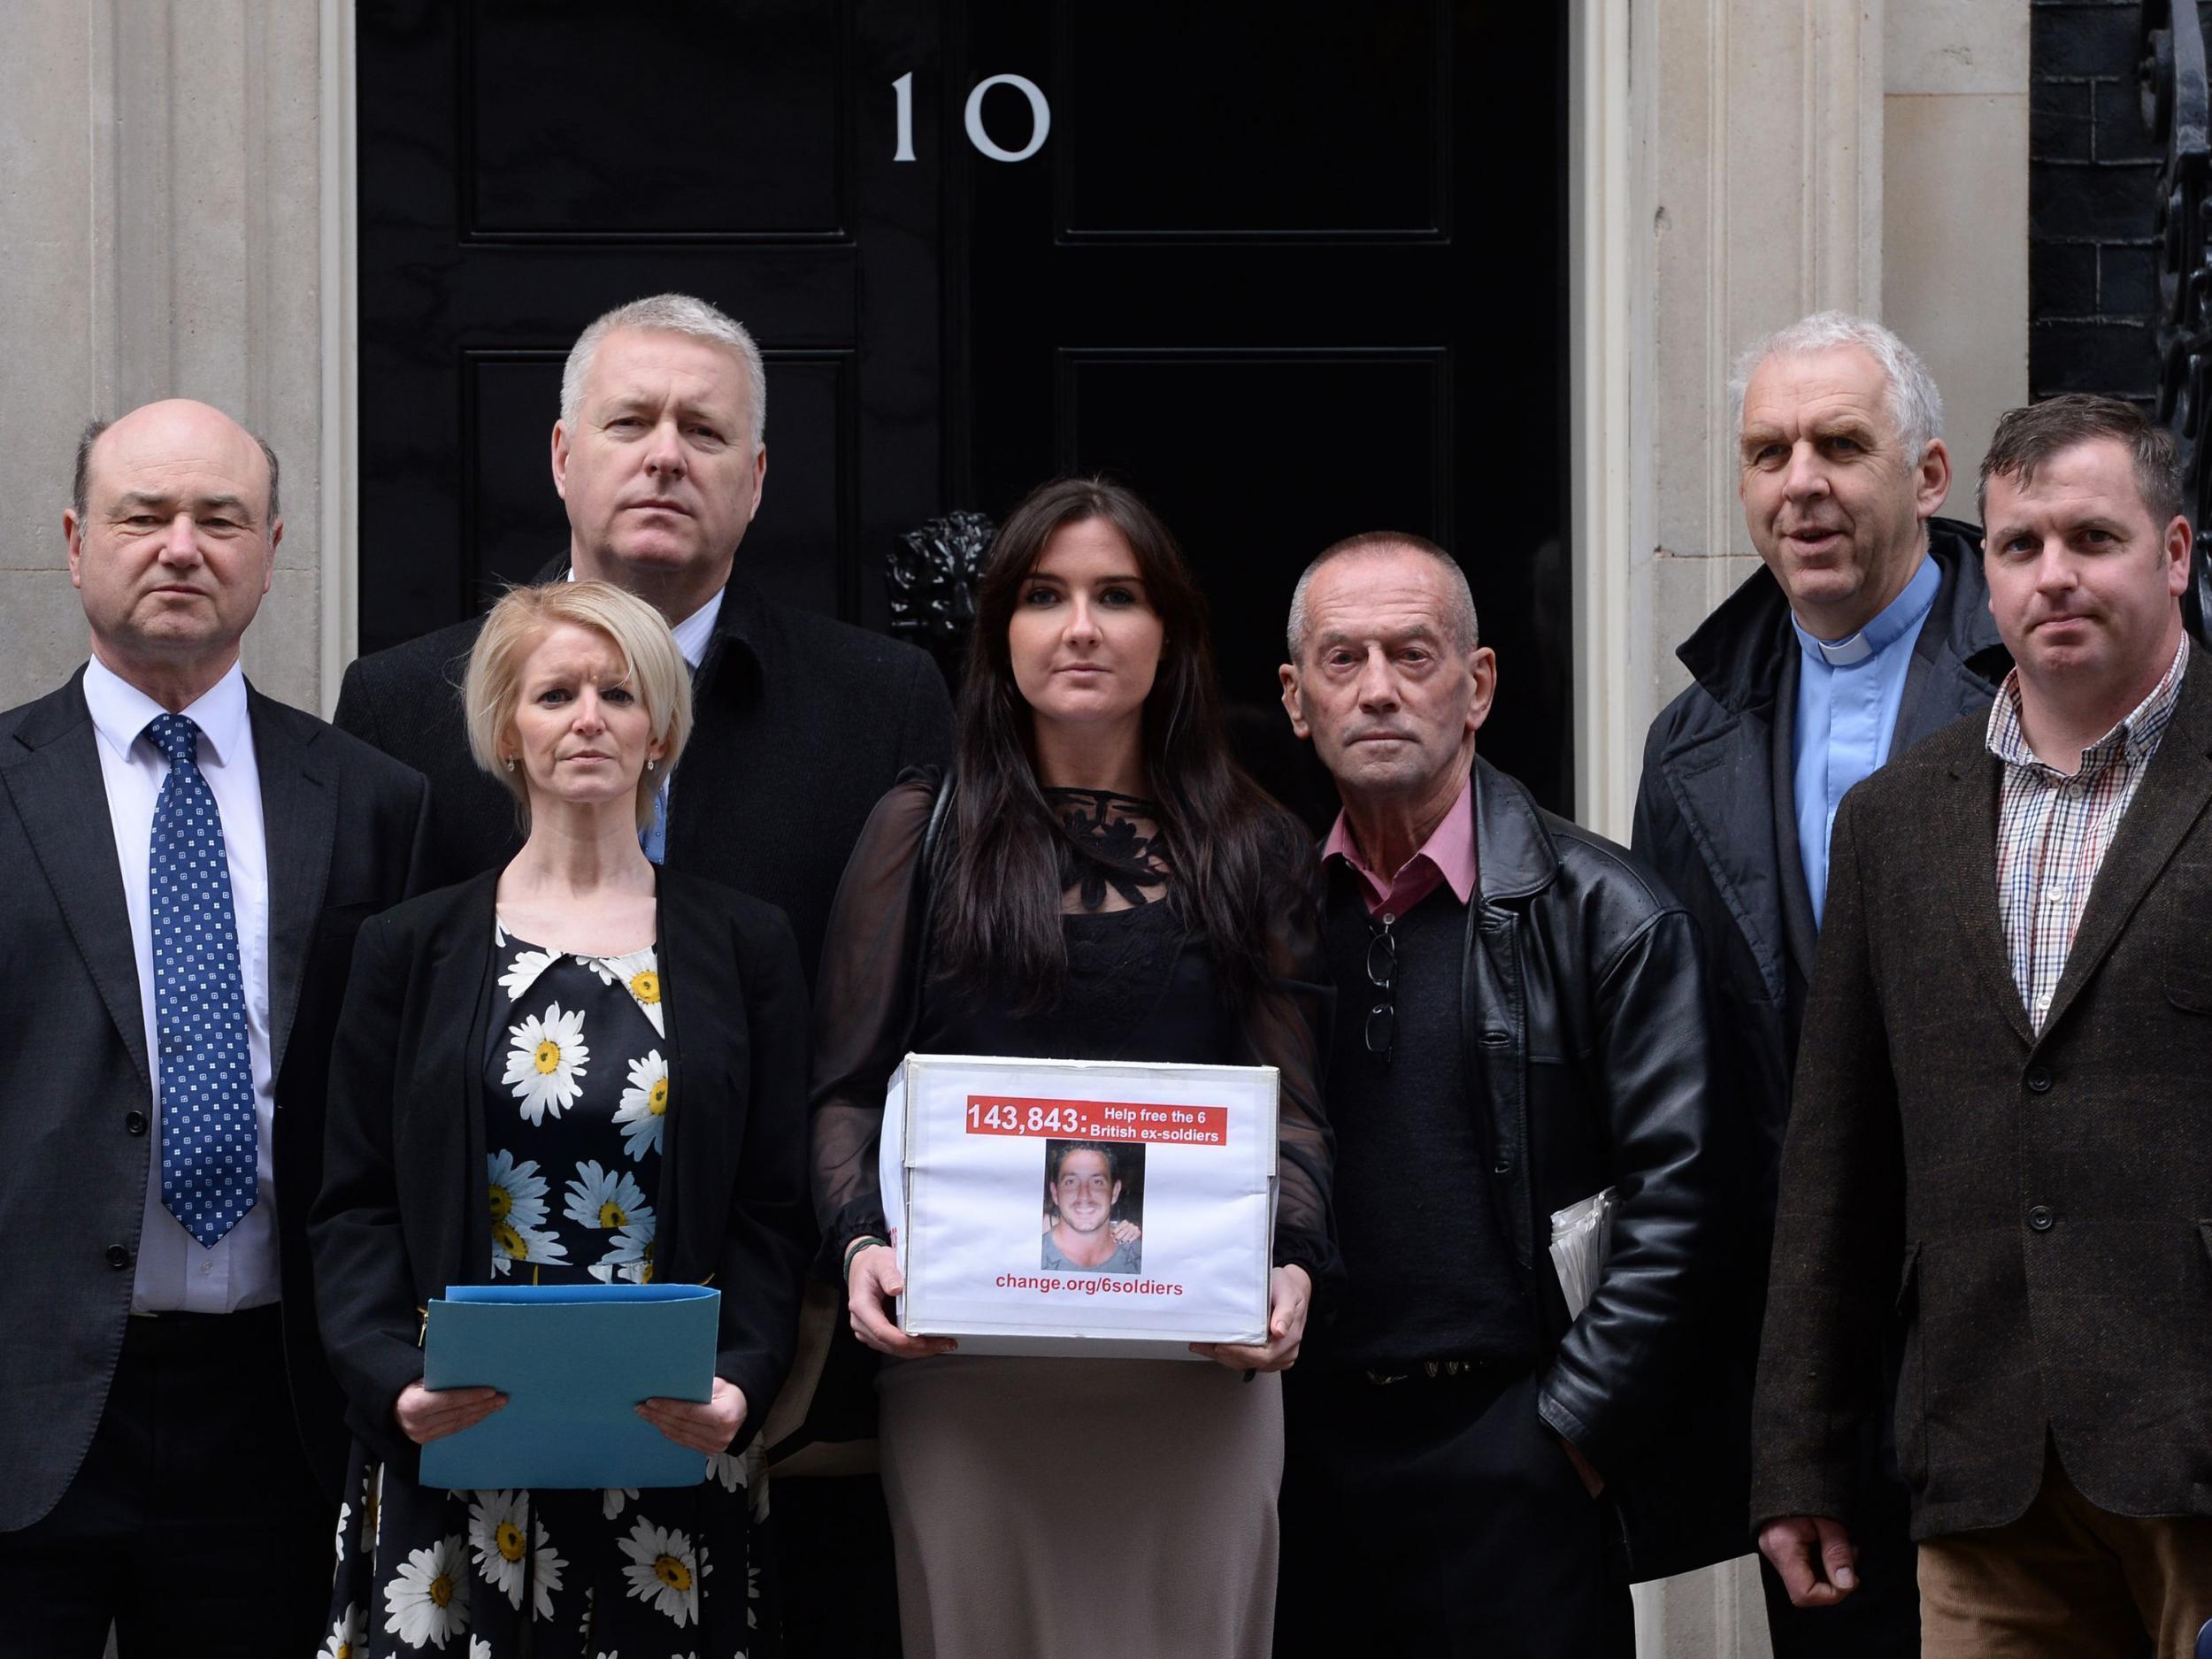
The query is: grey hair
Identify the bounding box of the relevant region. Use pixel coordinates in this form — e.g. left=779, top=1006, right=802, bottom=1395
left=73, top=416, right=282, bottom=524
left=559, top=293, right=767, bottom=452
left=1729, top=311, right=1945, bottom=460
left=1285, top=531, right=1479, bottom=661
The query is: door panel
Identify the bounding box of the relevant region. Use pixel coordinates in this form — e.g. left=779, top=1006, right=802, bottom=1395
left=357, top=0, right=937, bottom=651
left=957, top=0, right=1570, bottom=810
left=357, top=0, right=1569, bottom=812
left=462, top=0, right=849, bottom=240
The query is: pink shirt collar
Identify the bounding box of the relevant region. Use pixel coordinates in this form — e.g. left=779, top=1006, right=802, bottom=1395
left=1322, top=774, right=1479, bottom=918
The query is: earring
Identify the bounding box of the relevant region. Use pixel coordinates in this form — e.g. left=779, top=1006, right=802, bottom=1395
left=646, top=757, right=657, bottom=772
left=503, top=757, right=515, bottom=772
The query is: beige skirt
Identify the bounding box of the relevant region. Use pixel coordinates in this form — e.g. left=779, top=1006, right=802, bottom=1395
left=877, top=1353, right=1284, bottom=1659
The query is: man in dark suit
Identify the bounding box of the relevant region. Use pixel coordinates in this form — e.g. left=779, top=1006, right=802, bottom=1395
left=1752, top=396, right=2212, bottom=1651
left=0, top=400, right=427, bottom=1655
left=334, top=292, right=949, bottom=1655
left=1633, top=312, right=2008, bottom=1655
left=333, top=292, right=955, bottom=985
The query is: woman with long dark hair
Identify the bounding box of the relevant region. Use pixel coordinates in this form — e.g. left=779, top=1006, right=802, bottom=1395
left=810, top=478, right=1335, bottom=1657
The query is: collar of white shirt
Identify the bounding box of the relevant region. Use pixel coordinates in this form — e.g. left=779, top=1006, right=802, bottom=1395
left=81, top=653, right=251, bottom=769
left=667, top=587, right=723, bottom=670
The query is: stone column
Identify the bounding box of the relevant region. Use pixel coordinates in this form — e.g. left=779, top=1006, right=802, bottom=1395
left=1585, top=0, right=1888, bottom=1653
left=0, top=0, right=334, bottom=713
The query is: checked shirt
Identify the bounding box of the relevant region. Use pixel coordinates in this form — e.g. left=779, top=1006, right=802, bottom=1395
left=1986, top=638, right=2188, bottom=1033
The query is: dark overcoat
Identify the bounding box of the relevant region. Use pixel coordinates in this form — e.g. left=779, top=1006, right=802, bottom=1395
left=1632, top=519, right=2009, bottom=1229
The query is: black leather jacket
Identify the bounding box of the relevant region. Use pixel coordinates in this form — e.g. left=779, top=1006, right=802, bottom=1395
left=1460, top=757, right=1733, bottom=1581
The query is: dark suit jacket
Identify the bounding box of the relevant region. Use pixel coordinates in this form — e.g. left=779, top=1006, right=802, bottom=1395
left=1752, top=641, right=2212, bottom=1540
left=333, top=570, right=956, bottom=986
left=310, top=868, right=813, bottom=1479
left=0, top=672, right=428, bottom=1531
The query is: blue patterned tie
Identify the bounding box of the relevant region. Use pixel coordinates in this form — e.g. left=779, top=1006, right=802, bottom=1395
left=147, top=712, right=257, bottom=1247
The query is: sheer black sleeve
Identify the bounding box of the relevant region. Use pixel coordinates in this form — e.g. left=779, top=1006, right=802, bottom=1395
left=1238, top=828, right=1341, bottom=1304
left=807, top=777, right=938, bottom=1277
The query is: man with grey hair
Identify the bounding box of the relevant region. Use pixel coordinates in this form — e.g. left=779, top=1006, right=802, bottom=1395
left=334, top=294, right=950, bottom=1653
left=1272, top=532, right=1728, bottom=1654
left=1632, top=311, right=2009, bottom=1655
left=336, top=291, right=954, bottom=977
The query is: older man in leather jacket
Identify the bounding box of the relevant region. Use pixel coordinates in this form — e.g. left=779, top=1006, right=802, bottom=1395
left=1271, top=532, right=1730, bottom=1657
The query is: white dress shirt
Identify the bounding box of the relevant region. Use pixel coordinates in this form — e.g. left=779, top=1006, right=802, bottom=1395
left=81, top=655, right=280, bottom=1313
left=667, top=586, right=723, bottom=670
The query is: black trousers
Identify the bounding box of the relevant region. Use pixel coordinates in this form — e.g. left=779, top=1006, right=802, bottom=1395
left=0, top=1305, right=333, bottom=1659
left=1277, top=1364, right=1634, bottom=1659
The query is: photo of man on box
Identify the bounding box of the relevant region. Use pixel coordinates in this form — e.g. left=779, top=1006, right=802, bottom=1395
left=1040, top=1141, right=1144, bottom=1275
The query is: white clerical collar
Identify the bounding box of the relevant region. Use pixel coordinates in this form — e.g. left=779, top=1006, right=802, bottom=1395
left=1791, top=552, right=1940, bottom=671
left=82, top=653, right=250, bottom=766
left=565, top=569, right=722, bottom=671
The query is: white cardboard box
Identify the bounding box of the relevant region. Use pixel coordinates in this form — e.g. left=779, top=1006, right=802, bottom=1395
left=881, top=1053, right=1278, bottom=1357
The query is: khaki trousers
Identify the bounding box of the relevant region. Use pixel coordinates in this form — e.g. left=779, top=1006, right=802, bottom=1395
left=1919, top=1448, right=2212, bottom=1658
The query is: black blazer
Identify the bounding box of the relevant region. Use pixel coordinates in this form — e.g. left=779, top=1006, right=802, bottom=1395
left=310, top=867, right=813, bottom=1478
left=334, top=570, right=955, bottom=986
left=1753, top=642, right=2212, bottom=1539
left=0, top=672, right=428, bottom=1531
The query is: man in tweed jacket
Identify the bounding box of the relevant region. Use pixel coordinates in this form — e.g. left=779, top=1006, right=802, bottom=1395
left=1750, top=396, right=2212, bottom=1653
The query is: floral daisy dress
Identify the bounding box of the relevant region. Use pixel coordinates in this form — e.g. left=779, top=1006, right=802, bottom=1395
left=323, top=921, right=772, bottom=1659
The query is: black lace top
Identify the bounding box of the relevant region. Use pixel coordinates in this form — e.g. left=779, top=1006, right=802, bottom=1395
left=808, top=778, right=1339, bottom=1293
left=1044, top=786, right=1171, bottom=910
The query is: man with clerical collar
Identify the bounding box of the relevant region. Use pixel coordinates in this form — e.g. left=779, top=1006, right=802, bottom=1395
left=1751, top=395, right=2212, bottom=1649
left=1634, top=311, right=2009, bottom=1656
left=1271, top=531, right=1730, bottom=1655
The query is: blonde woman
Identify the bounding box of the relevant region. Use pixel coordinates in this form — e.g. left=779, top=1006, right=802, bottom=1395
left=311, top=580, right=809, bottom=1657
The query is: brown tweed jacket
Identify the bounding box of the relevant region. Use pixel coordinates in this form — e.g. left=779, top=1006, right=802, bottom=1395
left=1750, top=640, right=2212, bottom=1542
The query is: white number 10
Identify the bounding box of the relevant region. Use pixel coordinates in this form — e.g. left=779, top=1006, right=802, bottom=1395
left=893, top=72, right=1052, bottom=164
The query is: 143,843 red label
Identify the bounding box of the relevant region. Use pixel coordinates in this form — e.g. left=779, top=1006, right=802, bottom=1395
left=964, top=1096, right=1229, bottom=1145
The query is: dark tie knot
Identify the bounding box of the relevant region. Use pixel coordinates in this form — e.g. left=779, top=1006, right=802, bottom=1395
left=147, top=712, right=203, bottom=771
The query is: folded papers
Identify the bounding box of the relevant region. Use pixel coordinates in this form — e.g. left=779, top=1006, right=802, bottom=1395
left=1547, top=1188, right=1616, bottom=1322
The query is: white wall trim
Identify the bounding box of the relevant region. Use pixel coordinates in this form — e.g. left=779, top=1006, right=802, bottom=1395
left=317, top=0, right=357, bottom=716
left=1568, top=0, right=1646, bottom=842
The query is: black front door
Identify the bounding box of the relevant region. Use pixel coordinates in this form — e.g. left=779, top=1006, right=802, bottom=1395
left=357, top=0, right=1571, bottom=811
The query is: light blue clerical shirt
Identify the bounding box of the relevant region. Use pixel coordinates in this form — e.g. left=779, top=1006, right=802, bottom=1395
left=1792, top=553, right=1940, bottom=924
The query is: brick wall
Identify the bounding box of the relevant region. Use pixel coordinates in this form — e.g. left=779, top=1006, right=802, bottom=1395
left=2030, top=1, right=2165, bottom=403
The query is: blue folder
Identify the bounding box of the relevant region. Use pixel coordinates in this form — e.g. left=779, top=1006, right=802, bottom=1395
left=418, top=1282, right=719, bottom=1491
